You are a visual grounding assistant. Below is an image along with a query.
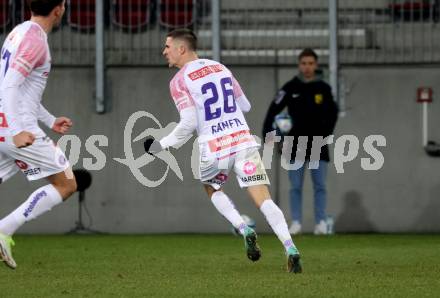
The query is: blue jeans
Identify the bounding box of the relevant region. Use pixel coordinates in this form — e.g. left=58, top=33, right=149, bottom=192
left=288, top=160, right=328, bottom=224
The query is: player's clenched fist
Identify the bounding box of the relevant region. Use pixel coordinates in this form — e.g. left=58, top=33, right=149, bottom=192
left=143, top=137, right=163, bottom=154
left=13, top=131, right=35, bottom=148
left=52, top=117, right=72, bottom=134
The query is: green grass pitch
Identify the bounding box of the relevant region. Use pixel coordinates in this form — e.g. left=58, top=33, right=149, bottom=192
left=0, top=234, right=439, bottom=297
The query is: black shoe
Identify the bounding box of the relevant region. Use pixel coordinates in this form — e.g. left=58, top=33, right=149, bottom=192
left=287, top=248, right=302, bottom=273
left=243, top=227, right=261, bottom=262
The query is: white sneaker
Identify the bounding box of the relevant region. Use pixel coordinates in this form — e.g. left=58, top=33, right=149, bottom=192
left=0, top=233, right=17, bottom=269
left=314, top=220, right=328, bottom=235
left=289, top=221, right=302, bottom=235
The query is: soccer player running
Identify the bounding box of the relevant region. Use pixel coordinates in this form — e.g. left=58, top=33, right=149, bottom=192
left=143, top=29, right=302, bottom=273
left=0, top=0, right=76, bottom=269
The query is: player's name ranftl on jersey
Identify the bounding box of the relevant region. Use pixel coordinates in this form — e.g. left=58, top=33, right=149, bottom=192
left=211, top=118, right=245, bottom=134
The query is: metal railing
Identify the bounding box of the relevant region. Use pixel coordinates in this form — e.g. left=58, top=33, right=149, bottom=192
left=339, top=0, right=440, bottom=64
left=0, top=0, right=439, bottom=66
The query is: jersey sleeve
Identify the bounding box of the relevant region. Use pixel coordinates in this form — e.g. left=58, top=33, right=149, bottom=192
left=232, top=76, right=251, bottom=113
left=38, top=103, right=56, bottom=129
left=10, top=33, right=46, bottom=77
left=169, top=73, right=196, bottom=112
left=159, top=106, right=197, bottom=149
left=159, top=73, right=197, bottom=149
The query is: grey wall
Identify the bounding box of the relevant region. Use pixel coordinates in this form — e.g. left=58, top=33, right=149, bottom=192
left=1, top=65, right=439, bottom=234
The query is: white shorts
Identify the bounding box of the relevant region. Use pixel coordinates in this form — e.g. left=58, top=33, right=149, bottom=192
left=0, top=136, right=70, bottom=183
left=200, top=147, right=270, bottom=190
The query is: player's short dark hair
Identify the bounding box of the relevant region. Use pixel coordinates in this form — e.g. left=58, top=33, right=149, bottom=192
left=298, top=48, right=318, bottom=61
left=27, top=0, right=64, bottom=17
left=166, top=28, right=198, bottom=51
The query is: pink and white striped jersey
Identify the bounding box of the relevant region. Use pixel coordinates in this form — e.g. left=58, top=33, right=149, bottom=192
left=160, top=59, right=259, bottom=158
left=0, top=21, right=55, bottom=139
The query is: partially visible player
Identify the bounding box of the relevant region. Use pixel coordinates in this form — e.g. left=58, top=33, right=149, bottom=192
left=0, top=0, right=76, bottom=269
left=144, top=29, right=302, bottom=273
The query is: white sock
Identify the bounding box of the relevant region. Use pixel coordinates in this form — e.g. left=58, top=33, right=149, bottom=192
left=211, top=191, right=247, bottom=235
left=0, top=184, right=63, bottom=236
left=260, top=199, right=297, bottom=252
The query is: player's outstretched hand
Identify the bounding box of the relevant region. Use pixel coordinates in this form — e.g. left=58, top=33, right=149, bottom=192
left=143, top=137, right=163, bottom=155
left=52, top=117, right=72, bottom=134
left=13, top=131, right=35, bottom=148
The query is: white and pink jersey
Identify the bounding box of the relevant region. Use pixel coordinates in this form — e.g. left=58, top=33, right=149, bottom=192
left=0, top=21, right=54, bottom=139
left=166, top=59, right=258, bottom=158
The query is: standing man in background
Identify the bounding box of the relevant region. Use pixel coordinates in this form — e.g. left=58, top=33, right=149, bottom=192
left=0, top=0, right=76, bottom=269
left=263, top=48, right=338, bottom=235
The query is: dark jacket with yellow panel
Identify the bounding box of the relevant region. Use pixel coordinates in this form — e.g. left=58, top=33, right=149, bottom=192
left=263, top=73, right=339, bottom=162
